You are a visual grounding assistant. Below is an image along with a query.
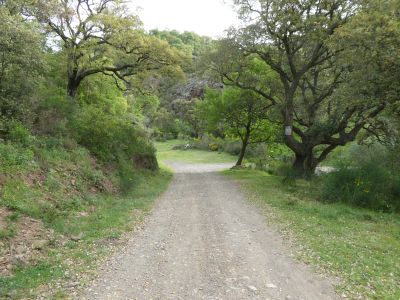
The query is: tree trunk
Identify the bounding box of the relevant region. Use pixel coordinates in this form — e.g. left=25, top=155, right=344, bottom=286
left=67, top=77, right=79, bottom=100
left=236, top=127, right=250, bottom=166
left=292, top=151, right=317, bottom=177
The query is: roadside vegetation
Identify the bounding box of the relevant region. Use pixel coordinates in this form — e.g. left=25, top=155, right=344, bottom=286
left=0, top=123, right=172, bottom=298
left=0, top=162, right=171, bottom=298
left=225, top=169, right=400, bottom=299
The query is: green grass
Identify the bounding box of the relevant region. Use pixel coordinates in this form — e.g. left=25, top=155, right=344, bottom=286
left=224, top=169, right=400, bottom=300
left=155, top=139, right=237, bottom=164
left=0, top=169, right=172, bottom=299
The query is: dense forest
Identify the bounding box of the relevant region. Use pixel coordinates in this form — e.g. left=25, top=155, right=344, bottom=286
left=0, top=0, right=399, bottom=298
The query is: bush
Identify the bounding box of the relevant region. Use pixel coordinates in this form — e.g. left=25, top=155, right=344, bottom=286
left=7, top=121, right=34, bottom=147
left=191, top=137, right=212, bottom=151
left=223, top=141, right=242, bottom=156
left=320, top=162, right=400, bottom=212
left=189, top=134, right=224, bottom=152
left=209, top=143, right=219, bottom=151
left=70, top=106, right=156, bottom=165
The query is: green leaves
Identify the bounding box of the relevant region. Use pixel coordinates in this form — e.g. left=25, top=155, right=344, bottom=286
left=26, top=0, right=186, bottom=98
left=199, top=87, right=277, bottom=143
left=0, top=5, right=44, bottom=123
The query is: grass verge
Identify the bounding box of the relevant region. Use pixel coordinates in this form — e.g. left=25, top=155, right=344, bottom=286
left=0, top=169, right=172, bottom=299
left=224, top=169, right=400, bottom=300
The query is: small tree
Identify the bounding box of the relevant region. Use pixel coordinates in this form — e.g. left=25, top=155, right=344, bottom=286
left=198, top=87, right=275, bottom=166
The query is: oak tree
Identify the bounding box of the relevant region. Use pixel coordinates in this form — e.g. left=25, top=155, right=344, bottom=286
left=221, top=0, right=396, bottom=175
left=31, top=0, right=183, bottom=99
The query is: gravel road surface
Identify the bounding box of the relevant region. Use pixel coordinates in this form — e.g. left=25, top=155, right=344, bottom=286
left=81, top=162, right=339, bottom=300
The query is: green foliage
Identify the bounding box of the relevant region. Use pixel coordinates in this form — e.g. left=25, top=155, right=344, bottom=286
left=117, top=157, right=141, bottom=194
left=130, top=94, right=160, bottom=126
left=0, top=143, right=34, bottom=171
left=1, top=179, right=44, bottom=219
left=152, top=108, right=179, bottom=140
left=333, top=0, right=400, bottom=106
left=150, top=30, right=212, bottom=56
left=199, top=88, right=273, bottom=140
left=150, top=29, right=212, bottom=72
left=320, top=144, right=400, bottom=212
left=209, top=143, right=219, bottom=151
left=7, top=121, right=34, bottom=146
left=218, top=0, right=400, bottom=174
left=70, top=105, right=154, bottom=162
left=29, top=0, right=185, bottom=98
left=222, top=141, right=242, bottom=156
left=197, top=86, right=279, bottom=165
left=0, top=5, right=44, bottom=125
left=78, top=75, right=128, bottom=115
left=320, top=164, right=400, bottom=212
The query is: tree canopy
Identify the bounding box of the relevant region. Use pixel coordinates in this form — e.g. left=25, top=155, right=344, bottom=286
left=28, top=0, right=185, bottom=99
left=206, top=0, right=400, bottom=175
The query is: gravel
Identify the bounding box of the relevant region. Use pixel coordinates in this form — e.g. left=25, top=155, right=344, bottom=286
left=80, top=162, right=339, bottom=300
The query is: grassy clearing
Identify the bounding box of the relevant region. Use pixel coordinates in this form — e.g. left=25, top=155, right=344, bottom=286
left=224, top=169, right=400, bottom=300
left=155, top=139, right=237, bottom=164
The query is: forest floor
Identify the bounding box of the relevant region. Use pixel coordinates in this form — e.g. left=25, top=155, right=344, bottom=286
left=80, top=144, right=340, bottom=299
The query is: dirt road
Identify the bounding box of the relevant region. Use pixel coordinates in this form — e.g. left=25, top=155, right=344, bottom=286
left=81, top=162, right=339, bottom=300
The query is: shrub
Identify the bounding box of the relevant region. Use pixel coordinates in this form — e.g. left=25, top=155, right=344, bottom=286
left=190, top=134, right=224, bottom=152
left=320, top=162, right=400, bottom=212
left=191, top=137, right=211, bottom=151
left=209, top=143, right=219, bottom=151
left=132, top=153, right=158, bottom=171
left=70, top=106, right=156, bottom=165
left=7, top=121, right=34, bottom=147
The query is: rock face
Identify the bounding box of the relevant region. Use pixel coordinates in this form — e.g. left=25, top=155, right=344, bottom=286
left=175, top=78, right=224, bottom=101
